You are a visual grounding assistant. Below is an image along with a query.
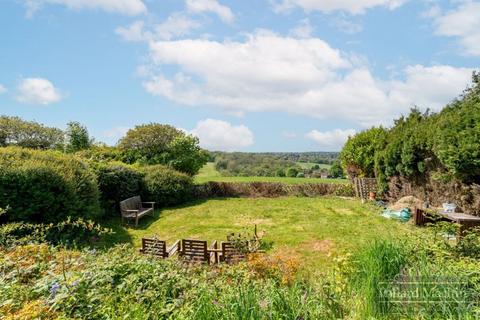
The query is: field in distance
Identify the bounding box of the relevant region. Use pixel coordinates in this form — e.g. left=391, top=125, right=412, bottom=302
left=195, top=163, right=347, bottom=185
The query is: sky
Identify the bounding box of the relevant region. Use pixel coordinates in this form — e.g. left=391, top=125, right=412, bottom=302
left=0, top=0, right=479, bottom=152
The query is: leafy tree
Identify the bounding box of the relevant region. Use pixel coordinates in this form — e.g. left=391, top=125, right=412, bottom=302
left=64, top=121, right=92, bottom=153
left=329, top=161, right=344, bottom=178
left=286, top=167, right=299, bottom=177
left=276, top=169, right=286, bottom=177
left=0, top=115, right=63, bottom=149
left=118, top=123, right=207, bottom=175
left=167, top=135, right=209, bottom=176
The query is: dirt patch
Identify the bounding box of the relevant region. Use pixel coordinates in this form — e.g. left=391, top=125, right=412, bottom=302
left=300, top=239, right=335, bottom=255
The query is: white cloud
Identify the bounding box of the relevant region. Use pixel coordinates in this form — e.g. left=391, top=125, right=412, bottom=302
left=116, top=14, right=201, bottom=42
left=186, top=0, right=235, bottom=23
left=0, top=84, right=6, bottom=94
left=271, top=0, right=408, bottom=15
left=289, top=19, right=314, bottom=38
left=431, top=2, right=480, bottom=56
left=306, top=128, right=356, bottom=150
left=16, top=78, right=62, bottom=105
left=103, top=126, right=130, bottom=139
left=23, top=0, right=146, bottom=17
left=190, top=119, right=254, bottom=151
left=116, top=21, right=147, bottom=42
left=141, top=31, right=473, bottom=127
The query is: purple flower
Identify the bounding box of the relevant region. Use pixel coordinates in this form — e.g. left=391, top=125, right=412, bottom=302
left=50, top=282, right=60, bottom=297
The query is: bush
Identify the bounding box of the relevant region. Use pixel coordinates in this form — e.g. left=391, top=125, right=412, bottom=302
left=93, top=162, right=145, bottom=216
left=0, top=147, right=101, bottom=223
left=0, top=218, right=111, bottom=248
left=75, top=146, right=122, bottom=163
left=142, top=165, right=193, bottom=206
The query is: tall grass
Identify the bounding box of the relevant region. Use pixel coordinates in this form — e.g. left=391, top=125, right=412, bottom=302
left=350, top=240, right=407, bottom=318
left=350, top=239, right=479, bottom=319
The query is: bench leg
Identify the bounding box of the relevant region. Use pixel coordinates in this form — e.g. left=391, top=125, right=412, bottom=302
left=135, top=217, right=139, bottom=228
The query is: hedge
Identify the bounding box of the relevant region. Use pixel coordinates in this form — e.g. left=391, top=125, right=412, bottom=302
left=142, top=165, right=194, bottom=206
left=0, top=147, right=101, bottom=223
left=93, top=162, right=145, bottom=216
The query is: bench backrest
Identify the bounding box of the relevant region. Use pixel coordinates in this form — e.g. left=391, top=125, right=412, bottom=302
left=221, top=242, right=246, bottom=264
left=140, top=238, right=168, bottom=258
left=120, top=196, right=141, bottom=213
left=180, top=239, right=209, bottom=264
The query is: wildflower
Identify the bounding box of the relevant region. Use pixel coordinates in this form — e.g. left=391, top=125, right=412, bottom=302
left=50, top=282, right=60, bottom=297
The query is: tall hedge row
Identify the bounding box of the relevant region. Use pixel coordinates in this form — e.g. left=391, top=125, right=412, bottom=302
left=341, top=72, right=480, bottom=192
left=142, top=165, right=193, bottom=206
left=0, top=147, right=195, bottom=223
left=0, top=147, right=101, bottom=222
left=93, top=162, right=145, bottom=216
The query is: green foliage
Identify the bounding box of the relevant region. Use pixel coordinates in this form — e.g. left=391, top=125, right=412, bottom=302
left=93, top=162, right=145, bottom=216
left=0, top=115, right=64, bottom=150
left=118, top=123, right=207, bottom=175
left=340, top=127, right=387, bottom=178
left=434, top=77, right=480, bottom=183
left=286, top=167, right=299, bottom=177
left=340, top=72, right=480, bottom=191
left=142, top=165, right=194, bottom=206
left=64, top=121, right=92, bottom=153
left=0, top=245, right=341, bottom=319
left=329, top=161, right=344, bottom=178
left=75, top=145, right=122, bottom=163
left=0, top=218, right=111, bottom=248
left=167, top=135, right=209, bottom=175
left=212, top=152, right=337, bottom=177
left=0, top=147, right=101, bottom=222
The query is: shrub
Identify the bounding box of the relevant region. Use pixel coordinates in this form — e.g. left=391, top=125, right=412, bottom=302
left=93, top=162, right=145, bottom=216
left=142, top=165, right=193, bottom=206
left=0, top=147, right=100, bottom=222
left=0, top=218, right=111, bottom=248
left=75, top=146, right=122, bottom=163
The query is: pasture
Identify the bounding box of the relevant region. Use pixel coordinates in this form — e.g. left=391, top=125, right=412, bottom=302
left=194, top=162, right=347, bottom=185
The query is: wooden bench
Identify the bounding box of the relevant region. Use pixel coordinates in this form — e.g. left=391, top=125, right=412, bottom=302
left=179, top=239, right=219, bottom=264
left=139, top=238, right=180, bottom=258
left=140, top=238, right=168, bottom=258
left=219, top=242, right=246, bottom=264
left=120, top=196, right=155, bottom=227
left=414, top=207, right=480, bottom=238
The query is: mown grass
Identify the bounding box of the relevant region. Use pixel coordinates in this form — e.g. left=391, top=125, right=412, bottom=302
left=102, top=197, right=418, bottom=274
left=195, top=163, right=347, bottom=185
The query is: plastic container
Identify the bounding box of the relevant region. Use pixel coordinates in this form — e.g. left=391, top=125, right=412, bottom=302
left=442, top=203, right=456, bottom=213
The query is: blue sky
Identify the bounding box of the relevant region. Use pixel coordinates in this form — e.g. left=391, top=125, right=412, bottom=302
left=1, top=0, right=479, bottom=151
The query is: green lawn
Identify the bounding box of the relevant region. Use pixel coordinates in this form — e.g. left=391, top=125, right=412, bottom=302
left=103, top=197, right=418, bottom=274
left=195, top=163, right=347, bottom=184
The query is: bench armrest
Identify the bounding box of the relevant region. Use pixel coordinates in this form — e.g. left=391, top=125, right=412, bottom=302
left=142, top=202, right=155, bottom=209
